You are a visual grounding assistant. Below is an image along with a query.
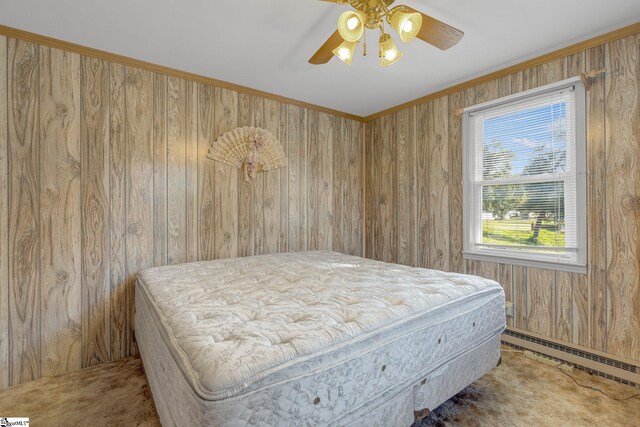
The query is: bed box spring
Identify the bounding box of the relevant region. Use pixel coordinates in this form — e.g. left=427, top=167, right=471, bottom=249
left=134, top=251, right=505, bottom=426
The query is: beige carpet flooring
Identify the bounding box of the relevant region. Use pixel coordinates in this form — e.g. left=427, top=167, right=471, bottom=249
left=0, top=349, right=638, bottom=426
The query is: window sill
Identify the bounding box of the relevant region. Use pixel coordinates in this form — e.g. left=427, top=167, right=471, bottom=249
left=463, top=251, right=587, bottom=274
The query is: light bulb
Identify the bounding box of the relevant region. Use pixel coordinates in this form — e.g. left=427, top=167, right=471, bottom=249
left=402, top=21, right=413, bottom=33
left=338, top=47, right=350, bottom=60
left=385, top=49, right=397, bottom=61
left=347, top=17, right=359, bottom=30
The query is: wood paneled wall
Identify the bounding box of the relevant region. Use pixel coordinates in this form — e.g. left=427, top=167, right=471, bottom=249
left=0, top=26, right=637, bottom=388
left=365, top=34, right=640, bottom=363
left=0, top=37, right=365, bottom=387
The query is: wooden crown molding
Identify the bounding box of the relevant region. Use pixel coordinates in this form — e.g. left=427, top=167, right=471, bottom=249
left=1, top=21, right=639, bottom=124
left=0, top=24, right=367, bottom=123
left=364, top=21, right=640, bottom=122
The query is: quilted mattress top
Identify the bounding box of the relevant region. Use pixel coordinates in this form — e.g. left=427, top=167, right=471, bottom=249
left=136, top=251, right=504, bottom=400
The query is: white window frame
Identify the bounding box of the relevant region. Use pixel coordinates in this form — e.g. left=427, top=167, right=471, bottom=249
left=462, top=77, right=587, bottom=274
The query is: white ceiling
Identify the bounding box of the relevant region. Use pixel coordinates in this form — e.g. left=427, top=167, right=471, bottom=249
left=1, top=1, right=639, bottom=117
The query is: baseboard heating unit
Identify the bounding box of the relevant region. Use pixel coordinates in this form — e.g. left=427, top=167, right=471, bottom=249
left=502, top=329, right=640, bottom=388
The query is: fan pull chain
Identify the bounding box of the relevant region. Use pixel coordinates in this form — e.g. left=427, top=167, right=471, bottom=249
left=363, top=30, right=367, bottom=56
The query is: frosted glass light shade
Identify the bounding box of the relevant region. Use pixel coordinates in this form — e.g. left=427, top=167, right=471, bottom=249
left=332, top=40, right=359, bottom=65
left=379, top=33, right=403, bottom=66
left=389, top=7, right=422, bottom=43
left=338, top=10, right=366, bottom=42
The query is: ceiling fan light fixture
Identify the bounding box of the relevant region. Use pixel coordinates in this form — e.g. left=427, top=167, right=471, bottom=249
left=389, top=7, right=423, bottom=43
left=337, top=10, right=366, bottom=42
left=309, top=1, right=462, bottom=66
left=332, top=40, right=359, bottom=65
left=379, top=33, right=402, bottom=67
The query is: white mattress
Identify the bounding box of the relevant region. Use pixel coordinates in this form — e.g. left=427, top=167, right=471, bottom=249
left=135, top=251, right=505, bottom=425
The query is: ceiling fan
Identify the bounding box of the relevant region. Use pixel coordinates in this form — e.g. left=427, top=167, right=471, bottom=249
left=309, top=0, right=463, bottom=66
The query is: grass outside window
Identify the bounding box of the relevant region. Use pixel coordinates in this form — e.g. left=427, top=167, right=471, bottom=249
left=482, top=219, right=565, bottom=248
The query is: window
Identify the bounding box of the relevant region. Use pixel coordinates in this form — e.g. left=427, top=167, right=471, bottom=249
left=462, top=77, right=586, bottom=273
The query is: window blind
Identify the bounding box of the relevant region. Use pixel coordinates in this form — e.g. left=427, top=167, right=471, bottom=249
left=465, top=85, right=582, bottom=266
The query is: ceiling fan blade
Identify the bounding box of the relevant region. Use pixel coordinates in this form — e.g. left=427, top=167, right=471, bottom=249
left=309, top=30, right=344, bottom=65
left=407, top=7, right=464, bottom=50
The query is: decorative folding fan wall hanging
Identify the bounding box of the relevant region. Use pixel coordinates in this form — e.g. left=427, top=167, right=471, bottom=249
left=310, top=0, right=463, bottom=66
left=207, top=127, right=287, bottom=182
